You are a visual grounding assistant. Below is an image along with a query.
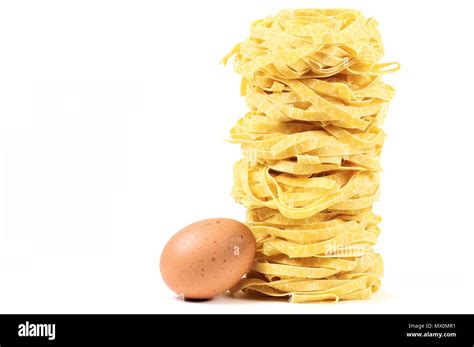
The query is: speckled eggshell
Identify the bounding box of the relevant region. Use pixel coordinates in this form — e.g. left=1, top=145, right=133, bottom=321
left=160, top=218, right=256, bottom=299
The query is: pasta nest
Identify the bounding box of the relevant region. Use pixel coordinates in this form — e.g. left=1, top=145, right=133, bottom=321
left=223, top=8, right=398, bottom=302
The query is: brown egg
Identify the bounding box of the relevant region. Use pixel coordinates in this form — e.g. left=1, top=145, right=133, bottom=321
left=160, top=218, right=256, bottom=299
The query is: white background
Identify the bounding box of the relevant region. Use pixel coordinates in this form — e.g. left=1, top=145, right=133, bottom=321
left=1, top=0, right=473, bottom=314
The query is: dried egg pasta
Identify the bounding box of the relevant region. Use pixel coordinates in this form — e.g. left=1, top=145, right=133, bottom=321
left=224, top=9, right=398, bottom=302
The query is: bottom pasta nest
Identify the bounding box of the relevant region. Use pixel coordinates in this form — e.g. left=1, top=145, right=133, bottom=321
left=230, top=203, right=383, bottom=303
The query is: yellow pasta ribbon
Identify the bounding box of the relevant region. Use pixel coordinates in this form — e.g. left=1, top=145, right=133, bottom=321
left=224, top=8, right=398, bottom=302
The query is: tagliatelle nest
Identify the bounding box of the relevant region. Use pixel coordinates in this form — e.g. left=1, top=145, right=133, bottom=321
left=223, top=8, right=398, bottom=303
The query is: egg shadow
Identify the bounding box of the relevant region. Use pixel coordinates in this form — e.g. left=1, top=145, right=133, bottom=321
left=184, top=297, right=213, bottom=303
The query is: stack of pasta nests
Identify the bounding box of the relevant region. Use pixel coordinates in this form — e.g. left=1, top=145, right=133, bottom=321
left=223, top=9, right=398, bottom=303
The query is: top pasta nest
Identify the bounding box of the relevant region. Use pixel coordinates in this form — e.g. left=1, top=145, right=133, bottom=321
left=223, top=9, right=399, bottom=80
